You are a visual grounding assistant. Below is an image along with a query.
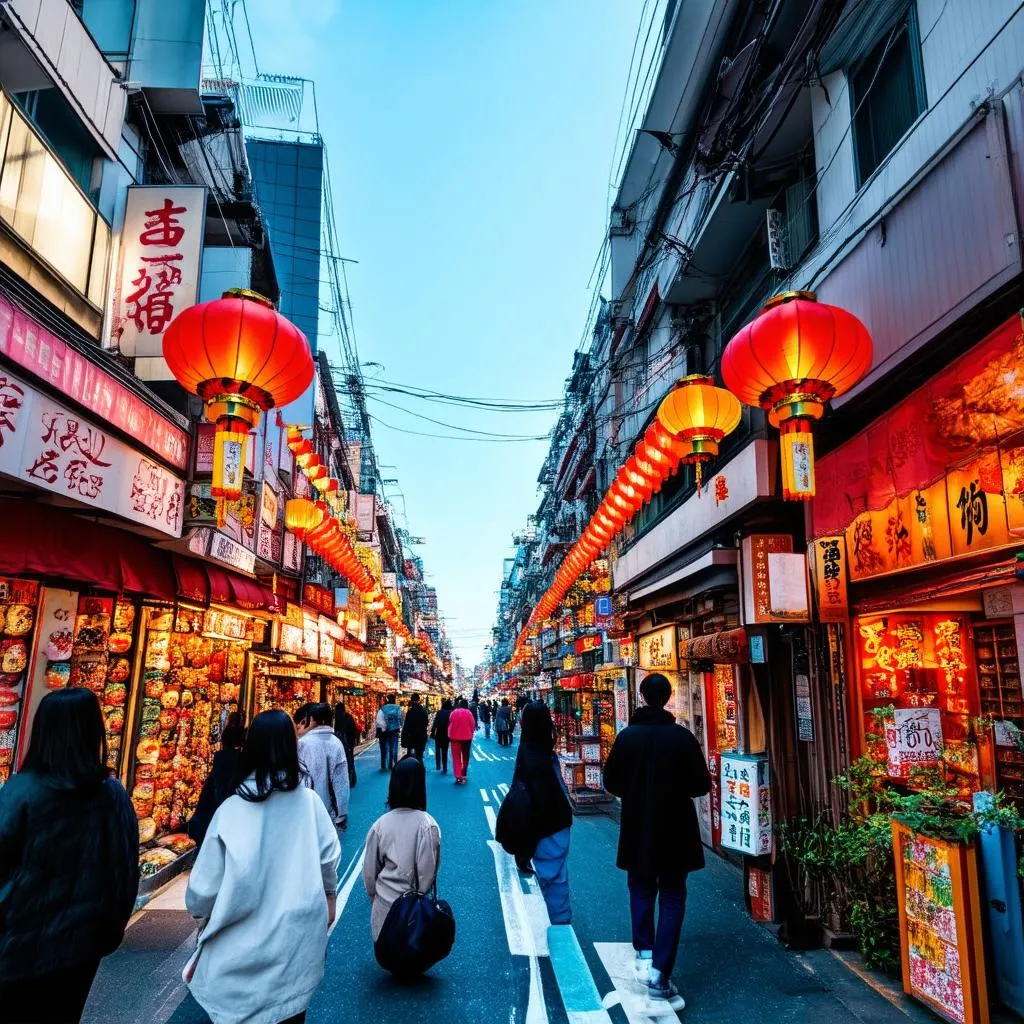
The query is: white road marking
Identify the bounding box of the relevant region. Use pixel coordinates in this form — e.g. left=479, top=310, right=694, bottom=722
left=498, top=782, right=510, bottom=796
left=472, top=747, right=484, bottom=761
left=593, top=942, right=683, bottom=1022
left=328, top=847, right=366, bottom=938
left=548, top=926, right=613, bottom=1024
left=485, top=804, right=498, bottom=837
left=492, top=788, right=503, bottom=806
left=481, top=788, right=490, bottom=802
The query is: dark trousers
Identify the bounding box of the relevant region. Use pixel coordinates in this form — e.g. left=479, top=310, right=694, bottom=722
left=406, top=744, right=425, bottom=761
left=343, top=742, right=356, bottom=787
left=628, top=872, right=688, bottom=977
left=378, top=732, right=387, bottom=770
left=0, top=959, right=101, bottom=1023
left=385, top=731, right=400, bottom=769
left=435, top=738, right=449, bottom=772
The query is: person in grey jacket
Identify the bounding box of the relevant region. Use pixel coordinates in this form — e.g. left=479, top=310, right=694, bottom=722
left=298, top=703, right=350, bottom=829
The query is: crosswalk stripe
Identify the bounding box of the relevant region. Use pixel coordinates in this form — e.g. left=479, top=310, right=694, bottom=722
left=480, top=788, right=490, bottom=802
left=547, top=926, right=612, bottom=1023
left=472, top=748, right=484, bottom=761
left=593, top=942, right=683, bottom=1021
left=498, top=782, right=510, bottom=796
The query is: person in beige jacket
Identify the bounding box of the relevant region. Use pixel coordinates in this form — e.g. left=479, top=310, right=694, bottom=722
left=362, top=756, right=441, bottom=943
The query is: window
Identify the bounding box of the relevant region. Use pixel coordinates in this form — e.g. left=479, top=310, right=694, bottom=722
left=850, top=9, right=926, bottom=186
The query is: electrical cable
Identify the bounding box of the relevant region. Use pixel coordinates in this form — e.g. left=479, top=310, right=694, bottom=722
left=369, top=414, right=548, bottom=444
left=366, top=394, right=553, bottom=439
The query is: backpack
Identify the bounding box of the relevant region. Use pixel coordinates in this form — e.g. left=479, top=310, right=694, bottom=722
left=495, top=779, right=537, bottom=858
left=382, top=704, right=403, bottom=732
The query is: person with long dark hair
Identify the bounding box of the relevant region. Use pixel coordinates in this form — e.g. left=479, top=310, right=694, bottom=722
left=363, top=756, right=440, bottom=947
left=512, top=702, right=573, bottom=923
left=187, top=724, right=245, bottom=847
left=184, top=710, right=341, bottom=1024
left=0, top=687, right=139, bottom=1024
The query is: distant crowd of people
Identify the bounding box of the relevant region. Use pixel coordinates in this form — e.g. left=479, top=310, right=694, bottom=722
left=0, top=674, right=709, bottom=1020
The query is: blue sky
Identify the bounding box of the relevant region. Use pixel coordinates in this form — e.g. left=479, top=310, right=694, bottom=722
left=244, top=1, right=641, bottom=666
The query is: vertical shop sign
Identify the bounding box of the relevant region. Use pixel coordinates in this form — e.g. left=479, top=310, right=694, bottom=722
left=741, top=534, right=794, bottom=624
left=112, top=186, right=206, bottom=362
left=720, top=754, right=772, bottom=856
left=612, top=669, right=630, bottom=732
left=355, top=493, right=376, bottom=539
left=811, top=536, right=849, bottom=621
left=795, top=672, right=814, bottom=741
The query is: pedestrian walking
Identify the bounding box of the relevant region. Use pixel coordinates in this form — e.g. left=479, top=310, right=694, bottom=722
left=447, top=697, right=476, bottom=784
left=334, top=700, right=358, bottom=788
left=363, top=756, right=441, bottom=949
left=0, top=688, right=139, bottom=1024
left=376, top=696, right=403, bottom=770
left=401, top=694, right=429, bottom=761
left=508, top=701, right=573, bottom=923
left=375, top=702, right=388, bottom=771
left=298, top=703, right=350, bottom=832
left=603, top=673, right=711, bottom=1006
left=188, top=724, right=245, bottom=846
left=469, top=697, right=480, bottom=732
left=495, top=699, right=512, bottom=747
left=431, top=698, right=452, bottom=774
left=479, top=700, right=493, bottom=739
left=184, top=710, right=341, bottom=1024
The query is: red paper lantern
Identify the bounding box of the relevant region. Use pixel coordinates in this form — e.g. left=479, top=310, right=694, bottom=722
left=164, top=290, right=313, bottom=504
left=721, top=292, right=872, bottom=499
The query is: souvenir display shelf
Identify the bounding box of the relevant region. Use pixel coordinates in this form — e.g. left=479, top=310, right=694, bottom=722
left=972, top=620, right=1024, bottom=803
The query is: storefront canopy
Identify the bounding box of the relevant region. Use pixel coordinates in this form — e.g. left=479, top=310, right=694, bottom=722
left=171, top=555, right=279, bottom=613
left=0, top=498, right=176, bottom=599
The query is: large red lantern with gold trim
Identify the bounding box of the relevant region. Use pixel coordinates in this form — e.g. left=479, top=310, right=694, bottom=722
left=164, top=290, right=314, bottom=510
left=721, top=291, right=872, bottom=500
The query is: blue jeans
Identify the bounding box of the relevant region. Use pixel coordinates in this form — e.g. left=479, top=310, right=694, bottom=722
left=533, top=828, right=571, bottom=925
left=628, top=872, right=688, bottom=977
left=385, top=731, right=400, bottom=769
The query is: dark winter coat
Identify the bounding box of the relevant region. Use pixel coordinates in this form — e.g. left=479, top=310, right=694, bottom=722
left=479, top=703, right=493, bottom=725
left=430, top=708, right=451, bottom=742
left=401, top=703, right=429, bottom=749
left=334, top=708, right=358, bottom=750
left=0, top=771, right=139, bottom=979
left=495, top=706, right=511, bottom=731
left=603, top=706, right=711, bottom=878
left=187, top=747, right=242, bottom=846
left=512, top=745, right=572, bottom=843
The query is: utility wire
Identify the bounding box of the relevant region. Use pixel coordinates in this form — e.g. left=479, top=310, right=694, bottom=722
left=366, top=394, right=553, bottom=439
left=370, top=414, right=548, bottom=444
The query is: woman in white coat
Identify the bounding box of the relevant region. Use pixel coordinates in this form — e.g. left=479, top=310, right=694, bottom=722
left=184, top=710, right=341, bottom=1024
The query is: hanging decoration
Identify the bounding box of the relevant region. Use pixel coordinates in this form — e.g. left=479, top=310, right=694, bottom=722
left=508, top=374, right=741, bottom=669
left=721, top=291, right=872, bottom=500
left=163, top=290, right=314, bottom=523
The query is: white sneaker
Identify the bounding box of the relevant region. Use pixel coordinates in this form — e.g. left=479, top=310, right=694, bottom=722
left=634, top=950, right=653, bottom=984
left=646, top=969, right=685, bottom=1009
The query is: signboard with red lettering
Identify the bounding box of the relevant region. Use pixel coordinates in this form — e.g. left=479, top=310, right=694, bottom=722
left=0, top=293, right=189, bottom=469
left=112, top=186, right=206, bottom=372
left=0, top=368, right=184, bottom=536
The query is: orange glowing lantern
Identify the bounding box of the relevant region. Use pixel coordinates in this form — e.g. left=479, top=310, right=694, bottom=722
left=284, top=498, right=323, bottom=541
left=164, top=290, right=314, bottom=510
left=721, top=292, right=872, bottom=500
left=655, top=374, right=742, bottom=490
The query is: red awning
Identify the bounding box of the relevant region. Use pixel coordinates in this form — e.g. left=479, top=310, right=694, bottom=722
left=172, top=555, right=278, bottom=612
left=0, top=498, right=176, bottom=599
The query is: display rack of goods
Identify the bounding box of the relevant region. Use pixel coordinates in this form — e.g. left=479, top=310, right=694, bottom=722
left=0, top=579, right=40, bottom=785
left=66, top=598, right=139, bottom=773
left=973, top=621, right=1024, bottom=804
left=254, top=666, right=318, bottom=718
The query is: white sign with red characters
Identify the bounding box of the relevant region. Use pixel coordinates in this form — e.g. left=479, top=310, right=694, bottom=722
left=112, top=186, right=206, bottom=363
left=0, top=369, right=184, bottom=537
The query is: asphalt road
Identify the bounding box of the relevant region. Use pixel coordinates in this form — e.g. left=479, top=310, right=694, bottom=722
left=84, top=731, right=937, bottom=1024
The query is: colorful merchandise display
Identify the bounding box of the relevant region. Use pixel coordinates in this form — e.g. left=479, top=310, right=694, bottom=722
left=0, top=578, right=39, bottom=785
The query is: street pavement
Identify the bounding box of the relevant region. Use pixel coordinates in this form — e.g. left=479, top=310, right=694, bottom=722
left=84, top=731, right=937, bottom=1024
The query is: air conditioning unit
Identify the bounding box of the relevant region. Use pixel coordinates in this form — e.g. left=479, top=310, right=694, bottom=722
left=610, top=206, right=634, bottom=237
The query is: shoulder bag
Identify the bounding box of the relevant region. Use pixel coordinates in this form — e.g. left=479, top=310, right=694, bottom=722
left=373, top=861, right=455, bottom=977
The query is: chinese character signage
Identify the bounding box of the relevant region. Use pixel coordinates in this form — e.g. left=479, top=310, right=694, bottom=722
left=886, top=708, right=943, bottom=778
left=0, top=369, right=184, bottom=536
left=112, top=186, right=206, bottom=368
left=741, top=534, right=795, bottom=624
left=892, top=823, right=988, bottom=1024
left=810, top=535, right=849, bottom=621
left=0, top=293, right=189, bottom=469
left=638, top=626, right=677, bottom=671
left=720, top=754, right=771, bottom=856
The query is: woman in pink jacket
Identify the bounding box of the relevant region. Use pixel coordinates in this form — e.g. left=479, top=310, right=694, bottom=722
left=446, top=698, right=476, bottom=785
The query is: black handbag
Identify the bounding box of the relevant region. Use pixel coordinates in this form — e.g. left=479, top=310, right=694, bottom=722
left=373, top=867, right=455, bottom=977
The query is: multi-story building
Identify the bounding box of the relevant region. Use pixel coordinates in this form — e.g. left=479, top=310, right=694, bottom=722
left=499, top=1, right=1024, bottom=991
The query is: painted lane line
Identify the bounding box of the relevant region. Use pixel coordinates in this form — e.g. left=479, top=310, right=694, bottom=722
left=492, top=788, right=503, bottom=806
left=328, top=847, right=366, bottom=938
left=548, top=925, right=613, bottom=1024
left=498, top=782, right=510, bottom=796
left=593, top=942, right=683, bottom=1022
left=485, top=804, right=498, bottom=838
left=481, top=788, right=490, bottom=802
left=472, top=748, right=484, bottom=761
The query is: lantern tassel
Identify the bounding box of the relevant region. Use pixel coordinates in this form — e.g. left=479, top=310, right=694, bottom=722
left=695, top=460, right=703, bottom=496
left=216, top=496, right=227, bottom=528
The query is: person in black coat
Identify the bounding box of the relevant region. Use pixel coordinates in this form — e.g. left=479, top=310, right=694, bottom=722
left=431, top=699, right=452, bottom=773
left=603, top=673, right=710, bottom=1004
left=401, top=695, right=429, bottom=761
left=334, top=701, right=358, bottom=787
left=506, top=702, right=573, bottom=924
left=187, top=725, right=245, bottom=846
left=0, top=688, right=139, bottom=1023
